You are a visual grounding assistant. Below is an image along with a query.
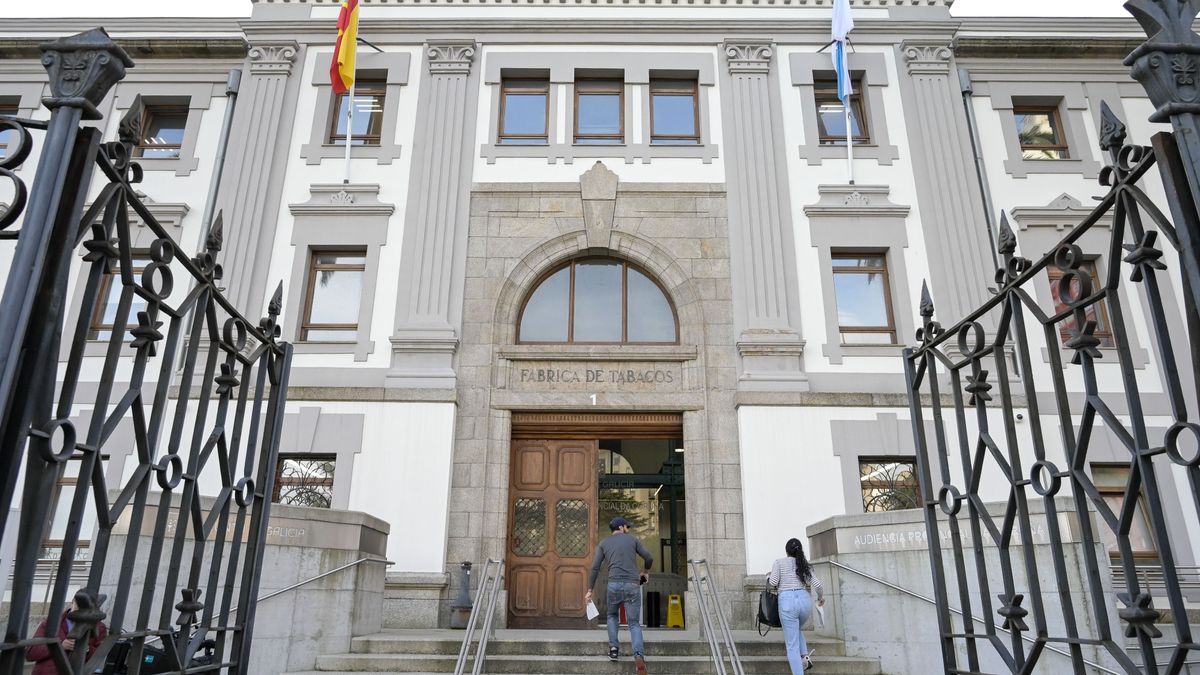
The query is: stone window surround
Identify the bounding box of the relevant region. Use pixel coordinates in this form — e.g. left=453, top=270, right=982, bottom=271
left=789, top=52, right=899, bottom=166
left=113, top=83, right=216, bottom=177
left=480, top=52, right=719, bottom=165
left=831, top=413, right=924, bottom=516
left=300, top=51, right=410, bottom=165
left=59, top=197, right=191, bottom=360
left=276, top=405, right=365, bottom=511
left=974, top=81, right=1102, bottom=179
left=286, top=183, right=393, bottom=362
left=1009, top=194, right=1150, bottom=369
left=804, top=184, right=914, bottom=364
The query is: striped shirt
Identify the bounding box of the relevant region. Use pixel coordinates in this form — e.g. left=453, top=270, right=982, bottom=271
left=768, top=557, right=825, bottom=601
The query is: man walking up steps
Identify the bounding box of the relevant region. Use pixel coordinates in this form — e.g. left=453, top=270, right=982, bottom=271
left=585, top=517, right=654, bottom=674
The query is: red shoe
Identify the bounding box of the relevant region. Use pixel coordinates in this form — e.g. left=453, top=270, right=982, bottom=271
left=635, top=656, right=647, bottom=674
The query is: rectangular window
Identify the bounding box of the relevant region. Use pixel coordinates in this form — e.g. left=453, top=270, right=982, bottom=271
left=301, top=250, right=366, bottom=342
left=89, top=254, right=152, bottom=341
left=1047, top=260, right=1115, bottom=348
left=273, top=454, right=336, bottom=508
left=499, top=78, right=550, bottom=145
left=43, top=454, right=106, bottom=558
left=650, top=79, right=700, bottom=145
left=860, top=457, right=921, bottom=512
left=135, top=105, right=188, bottom=158
left=574, top=80, right=623, bottom=145
left=814, top=77, right=870, bottom=146
left=328, top=75, right=386, bottom=146
left=831, top=252, right=896, bottom=344
left=1014, top=106, right=1069, bottom=160
left=0, top=102, right=18, bottom=159
left=1092, top=464, right=1157, bottom=558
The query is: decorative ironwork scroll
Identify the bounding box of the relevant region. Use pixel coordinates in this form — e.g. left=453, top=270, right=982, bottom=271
left=905, top=57, right=1200, bottom=675
left=0, top=29, right=292, bottom=675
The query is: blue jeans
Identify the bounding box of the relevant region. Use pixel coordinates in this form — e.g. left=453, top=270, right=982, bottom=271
left=779, top=588, right=813, bottom=675
left=606, top=582, right=645, bottom=657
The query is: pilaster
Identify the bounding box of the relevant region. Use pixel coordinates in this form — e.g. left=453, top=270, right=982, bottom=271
left=218, top=41, right=303, bottom=315
left=897, top=41, right=994, bottom=322
left=719, top=39, right=807, bottom=392
left=387, top=40, right=479, bottom=391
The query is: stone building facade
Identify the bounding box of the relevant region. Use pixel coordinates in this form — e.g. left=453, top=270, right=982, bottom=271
left=1, top=0, right=1195, bottom=633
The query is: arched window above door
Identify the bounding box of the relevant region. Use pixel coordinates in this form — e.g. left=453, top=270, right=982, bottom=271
left=518, top=258, right=678, bottom=344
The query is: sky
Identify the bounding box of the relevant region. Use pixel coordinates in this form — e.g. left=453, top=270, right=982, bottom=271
left=6, top=0, right=1132, bottom=18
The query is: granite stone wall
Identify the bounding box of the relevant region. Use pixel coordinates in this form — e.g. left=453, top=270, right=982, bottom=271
left=439, top=162, right=751, bottom=627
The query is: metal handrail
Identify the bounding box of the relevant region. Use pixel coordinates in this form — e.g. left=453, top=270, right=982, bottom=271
left=144, top=556, right=393, bottom=647
left=247, top=556, right=393, bottom=607
left=454, top=558, right=504, bottom=675
left=473, top=561, right=504, bottom=675
left=823, top=559, right=1125, bottom=675
left=688, top=559, right=746, bottom=675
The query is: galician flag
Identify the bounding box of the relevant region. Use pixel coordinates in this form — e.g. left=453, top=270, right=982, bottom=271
left=330, top=0, right=360, bottom=94
left=832, top=0, right=854, bottom=103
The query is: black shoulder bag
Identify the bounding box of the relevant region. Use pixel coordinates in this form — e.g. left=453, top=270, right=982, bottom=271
left=756, top=588, right=781, bottom=636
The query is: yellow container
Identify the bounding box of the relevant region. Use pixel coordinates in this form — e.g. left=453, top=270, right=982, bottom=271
left=666, top=593, right=684, bottom=629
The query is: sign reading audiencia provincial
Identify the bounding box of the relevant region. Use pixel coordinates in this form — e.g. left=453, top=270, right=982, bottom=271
left=508, top=361, right=683, bottom=393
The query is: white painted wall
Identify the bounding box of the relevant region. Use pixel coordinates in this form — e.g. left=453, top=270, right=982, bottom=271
left=776, top=44, right=933, bottom=376
left=346, top=401, right=456, bottom=572
left=263, top=44, right=423, bottom=369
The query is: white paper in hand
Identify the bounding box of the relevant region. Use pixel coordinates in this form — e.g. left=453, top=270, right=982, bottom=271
left=586, top=601, right=600, bottom=620
left=815, top=604, right=826, bottom=627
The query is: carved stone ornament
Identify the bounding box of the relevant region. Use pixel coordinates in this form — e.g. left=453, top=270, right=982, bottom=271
left=900, top=42, right=953, bottom=75
left=288, top=183, right=395, bottom=217
left=724, top=40, right=774, bottom=74
left=40, top=28, right=134, bottom=119
left=580, top=161, right=619, bottom=247
left=1124, top=0, right=1200, bottom=121
left=427, top=41, right=477, bottom=75
left=844, top=191, right=869, bottom=206
left=247, top=42, right=299, bottom=75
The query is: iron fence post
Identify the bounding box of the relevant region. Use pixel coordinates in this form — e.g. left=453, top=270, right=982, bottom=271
left=1125, top=0, right=1200, bottom=338
left=0, top=29, right=132, bottom=675
left=0, top=27, right=132, bottom=555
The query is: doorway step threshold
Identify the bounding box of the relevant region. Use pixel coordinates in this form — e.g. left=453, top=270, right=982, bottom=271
left=287, top=628, right=883, bottom=674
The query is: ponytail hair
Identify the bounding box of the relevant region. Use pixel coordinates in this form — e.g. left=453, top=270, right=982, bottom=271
left=785, top=538, right=812, bottom=585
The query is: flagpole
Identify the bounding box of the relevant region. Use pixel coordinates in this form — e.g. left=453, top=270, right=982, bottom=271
left=343, top=80, right=354, bottom=184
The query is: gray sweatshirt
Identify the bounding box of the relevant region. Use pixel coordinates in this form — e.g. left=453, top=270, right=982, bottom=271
left=588, top=532, right=654, bottom=588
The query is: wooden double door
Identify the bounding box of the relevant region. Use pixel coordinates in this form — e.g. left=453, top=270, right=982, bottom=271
left=506, top=439, right=598, bottom=629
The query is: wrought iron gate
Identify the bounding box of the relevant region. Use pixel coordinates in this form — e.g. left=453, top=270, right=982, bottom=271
left=0, top=29, right=292, bottom=674
left=905, top=3, right=1200, bottom=674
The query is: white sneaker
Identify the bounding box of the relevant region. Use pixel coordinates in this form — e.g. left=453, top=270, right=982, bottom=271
left=803, top=655, right=814, bottom=671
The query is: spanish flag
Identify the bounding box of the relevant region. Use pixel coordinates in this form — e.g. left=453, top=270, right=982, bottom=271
left=330, top=0, right=359, bottom=94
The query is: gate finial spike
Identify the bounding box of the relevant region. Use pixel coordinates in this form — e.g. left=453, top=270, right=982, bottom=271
left=919, top=280, right=935, bottom=320
left=206, top=211, right=224, bottom=253
left=997, top=212, right=1017, bottom=256
left=269, top=281, right=284, bottom=319
left=1124, top=0, right=1200, bottom=45
left=1098, top=100, right=1127, bottom=151
left=117, top=94, right=144, bottom=148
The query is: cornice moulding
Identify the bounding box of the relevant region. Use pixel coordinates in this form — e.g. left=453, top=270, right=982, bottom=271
left=954, top=36, right=1143, bottom=60
left=1009, top=193, right=1114, bottom=232
left=289, top=183, right=396, bottom=217
left=0, top=38, right=247, bottom=60
left=803, top=184, right=911, bottom=218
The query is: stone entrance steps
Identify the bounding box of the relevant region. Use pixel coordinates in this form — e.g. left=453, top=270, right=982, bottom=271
left=286, top=628, right=883, bottom=674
